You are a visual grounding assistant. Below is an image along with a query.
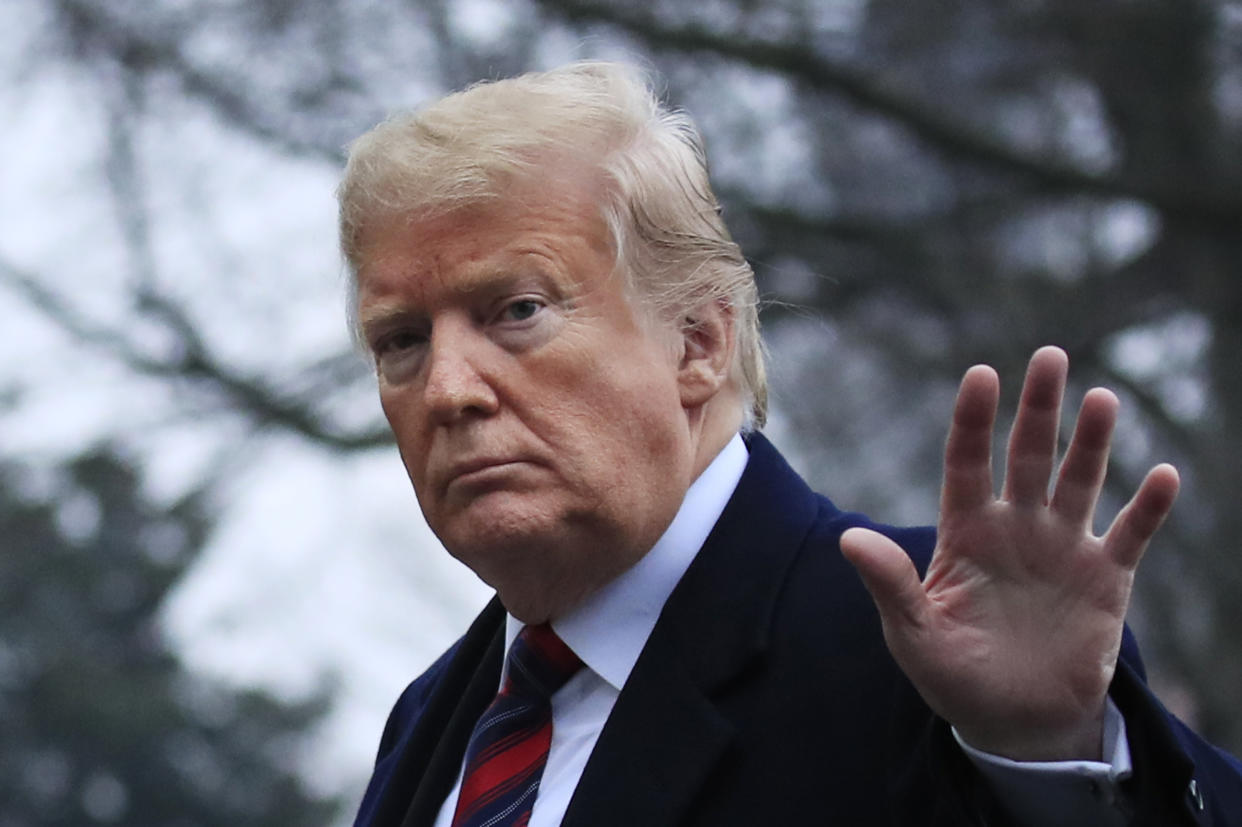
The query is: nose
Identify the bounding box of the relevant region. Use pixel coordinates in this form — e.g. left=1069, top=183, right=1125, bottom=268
left=423, top=319, right=500, bottom=424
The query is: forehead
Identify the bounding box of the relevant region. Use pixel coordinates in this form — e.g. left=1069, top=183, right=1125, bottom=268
left=354, top=184, right=618, bottom=313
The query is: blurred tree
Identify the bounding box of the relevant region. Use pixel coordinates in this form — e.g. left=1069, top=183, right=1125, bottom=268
left=3, top=0, right=1241, bottom=797
left=0, top=451, right=340, bottom=826
left=528, top=0, right=1242, bottom=747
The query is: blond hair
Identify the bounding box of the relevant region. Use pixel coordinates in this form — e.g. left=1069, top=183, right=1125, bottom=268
left=338, top=61, right=767, bottom=427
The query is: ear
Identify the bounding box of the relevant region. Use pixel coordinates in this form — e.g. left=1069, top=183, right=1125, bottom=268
left=676, top=298, right=736, bottom=409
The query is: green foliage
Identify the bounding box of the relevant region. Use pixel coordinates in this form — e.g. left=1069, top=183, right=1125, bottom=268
left=0, top=452, right=339, bottom=826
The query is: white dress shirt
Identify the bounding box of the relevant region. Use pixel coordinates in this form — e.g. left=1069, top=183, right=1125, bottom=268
left=433, top=434, right=1132, bottom=827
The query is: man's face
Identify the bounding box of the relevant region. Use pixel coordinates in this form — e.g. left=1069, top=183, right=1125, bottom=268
left=354, top=179, right=699, bottom=622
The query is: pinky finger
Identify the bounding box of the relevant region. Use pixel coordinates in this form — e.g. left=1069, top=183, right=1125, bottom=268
left=1103, top=463, right=1180, bottom=569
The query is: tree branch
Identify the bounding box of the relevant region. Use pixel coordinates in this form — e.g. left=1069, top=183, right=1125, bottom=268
left=0, top=259, right=391, bottom=451
left=51, top=0, right=345, bottom=164
left=533, top=0, right=1242, bottom=232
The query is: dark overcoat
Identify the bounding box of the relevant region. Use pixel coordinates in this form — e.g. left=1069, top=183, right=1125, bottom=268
left=354, top=433, right=1242, bottom=826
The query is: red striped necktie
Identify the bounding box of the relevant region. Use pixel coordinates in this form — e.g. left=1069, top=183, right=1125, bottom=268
left=450, top=623, right=583, bottom=827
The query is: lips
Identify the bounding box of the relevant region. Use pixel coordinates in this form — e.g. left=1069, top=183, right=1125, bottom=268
left=441, top=456, right=537, bottom=493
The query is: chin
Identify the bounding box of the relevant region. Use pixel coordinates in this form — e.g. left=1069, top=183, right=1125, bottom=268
left=440, top=517, right=627, bottom=619
left=437, top=504, right=569, bottom=572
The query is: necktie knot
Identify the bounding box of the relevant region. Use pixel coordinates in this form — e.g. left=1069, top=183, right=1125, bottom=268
left=505, top=623, right=583, bottom=700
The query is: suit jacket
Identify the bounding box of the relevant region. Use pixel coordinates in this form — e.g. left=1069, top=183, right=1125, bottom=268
left=354, top=433, right=1242, bottom=826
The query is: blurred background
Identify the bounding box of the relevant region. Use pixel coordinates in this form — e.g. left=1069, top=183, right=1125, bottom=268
left=2, top=0, right=1241, bottom=823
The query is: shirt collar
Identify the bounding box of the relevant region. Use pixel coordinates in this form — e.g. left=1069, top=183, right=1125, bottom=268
left=504, top=433, right=749, bottom=690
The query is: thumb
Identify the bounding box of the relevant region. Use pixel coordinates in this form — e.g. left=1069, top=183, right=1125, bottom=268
left=840, top=527, right=928, bottom=634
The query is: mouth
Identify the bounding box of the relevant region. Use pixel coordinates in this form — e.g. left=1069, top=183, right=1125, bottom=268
left=443, top=457, right=535, bottom=491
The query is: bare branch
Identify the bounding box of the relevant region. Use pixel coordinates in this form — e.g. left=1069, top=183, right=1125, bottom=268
left=533, top=0, right=1242, bottom=232
left=51, top=0, right=345, bottom=163
left=0, top=258, right=391, bottom=451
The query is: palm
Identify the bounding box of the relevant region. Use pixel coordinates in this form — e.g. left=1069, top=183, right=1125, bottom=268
left=841, top=347, right=1180, bottom=761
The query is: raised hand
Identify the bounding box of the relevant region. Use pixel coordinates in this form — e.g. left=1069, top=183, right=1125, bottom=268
left=840, top=346, right=1180, bottom=761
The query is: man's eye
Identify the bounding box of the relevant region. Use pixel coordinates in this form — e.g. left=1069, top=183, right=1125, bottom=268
left=374, top=330, right=426, bottom=356
left=501, top=299, right=543, bottom=322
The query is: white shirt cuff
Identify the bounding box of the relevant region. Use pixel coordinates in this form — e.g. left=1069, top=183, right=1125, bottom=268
left=953, top=697, right=1132, bottom=827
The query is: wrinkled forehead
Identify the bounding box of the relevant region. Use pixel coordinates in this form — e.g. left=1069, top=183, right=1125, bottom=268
left=342, top=159, right=662, bottom=343
left=355, top=184, right=628, bottom=311
left=354, top=156, right=616, bottom=261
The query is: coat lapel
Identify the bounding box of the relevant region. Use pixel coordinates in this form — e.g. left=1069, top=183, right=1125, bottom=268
left=368, top=598, right=505, bottom=827
left=562, top=434, right=822, bottom=827
left=561, top=642, right=736, bottom=827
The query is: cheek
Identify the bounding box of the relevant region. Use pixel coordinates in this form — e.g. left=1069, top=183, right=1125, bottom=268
left=552, top=369, right=689, bottom=490
left=379, top=389, right=431, bottom=481
left=378, top=388, right=407, bottom=441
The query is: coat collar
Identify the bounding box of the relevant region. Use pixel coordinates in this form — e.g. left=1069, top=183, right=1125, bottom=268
left=561, top=432, right=823, bottom=827
left=385, top=599, right=506, bottom=827
left=379, top=432, right=825, bottom=827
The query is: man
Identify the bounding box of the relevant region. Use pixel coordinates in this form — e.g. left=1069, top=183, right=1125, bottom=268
left=339, top=62, right=1242, bottom=826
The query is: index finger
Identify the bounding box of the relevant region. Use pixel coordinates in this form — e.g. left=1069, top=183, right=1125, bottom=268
left=941, top=364, right=1000, bottom=514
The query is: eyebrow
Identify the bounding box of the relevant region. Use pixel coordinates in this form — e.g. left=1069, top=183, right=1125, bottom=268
left=453, top=257, right=562, bottom=296
left=356, top=251, right=574, bottom=336
left=356, top=301, right=423, bottom=339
